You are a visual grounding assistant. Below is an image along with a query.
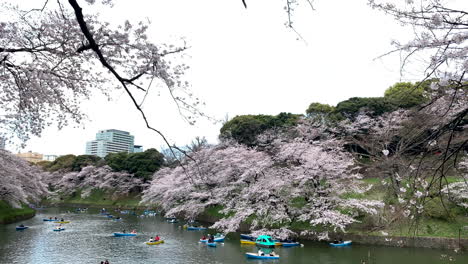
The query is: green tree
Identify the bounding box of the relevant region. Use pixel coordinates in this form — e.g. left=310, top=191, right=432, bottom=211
left=384, top=82, right=428, bottom=108
left=220, top=113, right=300, bottom=146
left=104, top=152, right=129, bottom=172
left=71, top=155, right=103, bottom=172
left=306, top=102, right=335, bottom=116
left=105, top=149, right=164, bottom=180
left=46, top=154, right=77, bottom=172
left=126, top=149, right=164, bottom=180
left=335, top=97, right=396, bottom=118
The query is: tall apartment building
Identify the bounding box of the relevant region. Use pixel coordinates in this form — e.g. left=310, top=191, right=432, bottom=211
left=85, top=129, right=135, bottom=158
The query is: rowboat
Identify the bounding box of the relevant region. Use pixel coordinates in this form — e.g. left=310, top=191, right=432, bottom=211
left=53, top=227, right=65, bottom=231
left=281, top=242, right=301, bottom=247
left=187, top=226, right=207, bottom=231
left=146, top=240, right=164, bottom=245
left=329, top=240, right=352, bottom=247
left=16, top=226, right=29, bottom=230
left=200, top=236, right=225, bottom=243
left=240, top=239, right=256, bottom=245
left=207, top=242, right=217, bottom=247
left=240, top=234, right=256, bottom=240
left=54, top=221, right=70, bottom=224
left=255, top=235, right=277, bottom=248
left=113, top=232, right=137, bottom=237
left=43, top=219, right=56, bottom=221
left=245, top=253, right=280, bottom=259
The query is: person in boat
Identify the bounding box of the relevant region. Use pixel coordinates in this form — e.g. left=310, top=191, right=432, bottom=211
left=149, top=237, right=154, bottom=242
left=49, top=217, right=52, bottom=220
left=104, top=260, right=109, bottom=264
left=131, top=230, right=136, bottom=234
left=155, top=235, right=160, bottom=241
left=207, top=236, right=214, bottom=243
left=269, top=251, right=276, bottom=256
left=115, top=216, right=121, bottom=220
left=122, top=229, right=126, bottom=233
left=258, top=249, right=264, bottom=256
left=54, top=217, right=58, bottom=220
left=19, top=224, right=24, bottom=227
left=60, top=218, right=64, bottom=222
left=201, top=235, right=207, bottom=240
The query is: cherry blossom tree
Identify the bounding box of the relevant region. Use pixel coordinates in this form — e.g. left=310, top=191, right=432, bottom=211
left=43, top=165, right=147, bottom=200
left=339, top=89, right=467, bottom=231
left=0, top=150, right=48, bottom=208
left=143, top=125, right=383, bottom=238
left=0, top=0, right=199, bottom=148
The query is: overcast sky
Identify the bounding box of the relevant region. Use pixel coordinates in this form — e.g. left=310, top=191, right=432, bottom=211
left=9, top=0, right=431, bottom=155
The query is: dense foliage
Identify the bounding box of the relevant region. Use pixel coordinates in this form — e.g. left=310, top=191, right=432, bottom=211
left=220, top=113, right=301, bottom=146
left=41, top=149, right=164, bottom=180
left=383, top=82, right=428, bottom=108
left=105, top=149, right=164, bottom=180
left=42, top=154, right=103, bottom=172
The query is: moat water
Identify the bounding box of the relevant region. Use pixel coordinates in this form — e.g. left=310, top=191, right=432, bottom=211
left=0, top=208, right=466, bottom=263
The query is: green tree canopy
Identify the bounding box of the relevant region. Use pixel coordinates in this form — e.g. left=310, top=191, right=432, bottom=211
left=220, top=113, right=301, bottom=146
left=105, top=149, right=164, bottom=180
left=306, top=102, right=335, bottom=116
left=45, top=154, right=77, bottom=172
left=335, top=97, right=397, bottom=118
left=384, top=82, right=428, bottom=108
left=71, top=155, right=103, bottom=172
left=104, top=152, right=129, bottom=172
left=125, top=149, right=164, bottom=180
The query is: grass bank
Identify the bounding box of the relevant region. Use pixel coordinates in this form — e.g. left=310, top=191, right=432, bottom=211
left=0, top=200, right=36, bottom=224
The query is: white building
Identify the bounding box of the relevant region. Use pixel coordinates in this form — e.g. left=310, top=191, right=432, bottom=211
left=85, top=129, right=135, bottom=158
left=43, top=154, right=58, bottom=161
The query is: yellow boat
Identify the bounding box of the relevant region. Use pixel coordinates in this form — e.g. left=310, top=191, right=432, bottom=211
left=240, top=239, right=256, bottom=245
left=146, top=240, right=164, bottom=245
left=54, top=221, right=70, bottom=224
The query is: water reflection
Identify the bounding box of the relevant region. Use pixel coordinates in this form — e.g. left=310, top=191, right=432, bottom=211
left=0, top=208, right=465, bottom=264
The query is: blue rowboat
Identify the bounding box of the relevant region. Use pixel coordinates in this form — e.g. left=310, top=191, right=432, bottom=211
left=329, top=241, right=352, bottom=247
left=199, top=236, right=225, bottom=243
left=43, top=219, right=55, bottom=221
left=246, top=253, right=279, bottom=259
left=240, top=234, right=255, bottom=240
left=53, top=228, right=65, bottom=231
left=16, top=226, right=29, bottom=230
left=113, top=232, right=137, bottom=237
left=281, top=242, right=301, bottom=247
left=187, top=226, right=207, bottom=231
left=207, top=242, right=217, bottom=247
